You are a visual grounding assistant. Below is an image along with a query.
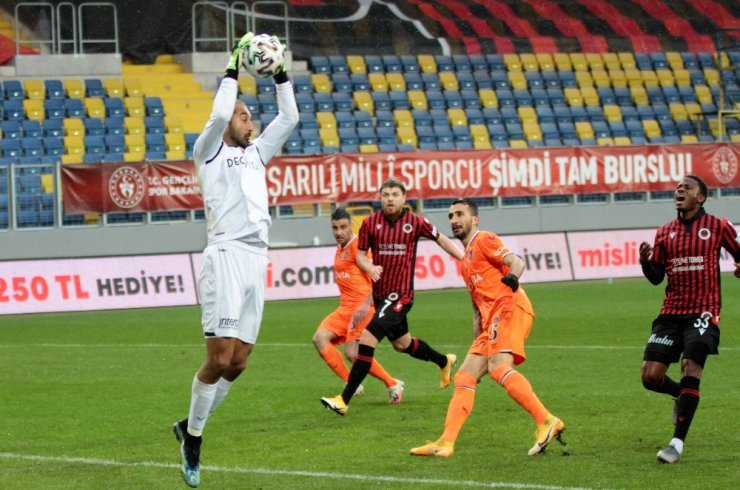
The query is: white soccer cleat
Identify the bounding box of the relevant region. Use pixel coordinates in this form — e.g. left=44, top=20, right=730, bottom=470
left=387, top=379, right=405, bottom=404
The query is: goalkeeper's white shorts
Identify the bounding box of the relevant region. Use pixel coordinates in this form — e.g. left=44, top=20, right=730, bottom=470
left=198, top=240, right=268, bottom=344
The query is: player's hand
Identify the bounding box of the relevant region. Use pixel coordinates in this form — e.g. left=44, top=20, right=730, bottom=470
left=226, top=32, right=254, bottom=72
left=501, top=273, right=519, bottom=292
left=352, top=305, right=369, bottom=327
left=270, top=35, right=287, bottom=74
left=369, top=265, right=383, bottom=282
left=639, top=241, right=653, bottom=263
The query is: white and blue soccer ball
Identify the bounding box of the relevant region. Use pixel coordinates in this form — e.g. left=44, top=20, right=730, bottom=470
left=241, top=34, right=285, bottom=78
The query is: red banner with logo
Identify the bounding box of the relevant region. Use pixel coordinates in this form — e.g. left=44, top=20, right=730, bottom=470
left=61, top=161, right=202, bottom=213
left=61, top=143, right=739, bottom=213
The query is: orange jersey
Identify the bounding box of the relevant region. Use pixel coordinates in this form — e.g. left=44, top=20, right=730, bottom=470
left=460, top=230, right=534, bottom=326
left=334, top=236, right=372, bottom=308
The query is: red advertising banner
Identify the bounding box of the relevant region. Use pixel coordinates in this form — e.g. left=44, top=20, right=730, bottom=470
left=61, top=161, right=202, bottom=214
left=61, top=143, right=739, bottom=213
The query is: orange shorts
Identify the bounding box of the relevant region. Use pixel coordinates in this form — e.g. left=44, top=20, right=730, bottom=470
left=317, top=305, right=375, bottom=344
left=468, top=303, right=534, bottom=365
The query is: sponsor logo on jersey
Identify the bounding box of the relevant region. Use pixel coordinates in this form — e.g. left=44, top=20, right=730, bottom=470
left=648, top=334, right=674, bottom=346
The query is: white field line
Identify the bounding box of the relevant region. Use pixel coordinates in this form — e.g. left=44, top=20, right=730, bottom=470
left=0, top=452, right=609, bottom=490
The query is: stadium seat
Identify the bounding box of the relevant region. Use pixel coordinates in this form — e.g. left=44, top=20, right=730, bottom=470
left=22, top=120, right=43, bottom=138
left=84, top=79, right=105, bottom=97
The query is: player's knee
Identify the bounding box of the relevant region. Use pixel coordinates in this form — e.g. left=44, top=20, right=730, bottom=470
left=454, top=370, right=477, bottom=389
left=641, top=370, right=663, bottom=391
left=489, top=363, right=512, bottom=384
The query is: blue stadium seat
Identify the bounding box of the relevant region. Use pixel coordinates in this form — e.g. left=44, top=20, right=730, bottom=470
left=1, top=120, right=22, bottom=139
left=42, top=137, right=64, bottom=156
left=293, top=74, right=312, bottom=93
left=374, top=110, right=393, bottom=128
left=328, top=55, right=348, bottom=73
left=44, top=99, right=65, bottom=119
left=377, top=126, right=396, bottom=145
left=419, top=141, right=438, bottom=151
left=453, top=54, right=471, bottom=72
left=44, top=79, right=65, bottom=99
left=310, top=55, right=330, bottom=73
left=531, top=88, right=549, bottom=106
left=314, top=92, right=333, bottom=111
left=0, top=139, right=22, bottom=158
left=558, top=121, right=577, bottom=139
left=636, top=105, right=655, bottom=120
left=536, top=105, right=555, bottom=123
left=417, top=126, right=435, bottom=144
left=486, top=54, right=505, bottom=70
left=332, top=73, right=352, bottom=93
left=570, top=106, right=588, bottom=122
left=335, top=111, right=355, bottom=129
left=482, top=108, right=502, bottom=125
left=403, top=73, right=423, bottom=90
left=379, top=143, right=398, bottom=152
left=64, top=98, right=86, bottom=118
left=547, top=87, right=566, bottom=106
left=452, top=125, right=472, bottom=143
left=473, top=70, right=492, bottom=89
left=3, top=80, right=24, bottom=99
left=145, top=134, right=166, bottom=153
left=365, top=55, right=383, bottom=72
left=444, top=91, right=463, bottom=108
left=609, top=121, right=628, bottom=137
left=497, top=89, right=516, bottom=108
left=84, top=136, right=106, bottom=155
left=457, top=72, right=476, bottom=90
left=144, top=97, right=164, bottom=116
left=145, top=151, right=166, bottom=161
left=598, top=87, right=616, bottom=105
left=525, top=71, right=544, bottom=89
left=620, top=106, right=639, bottom=121
left=104, top=135, right=126, bottom=153
left=333, top=92, right=353, bottom=111
left=587, top=106, right=605, bottom=123
left=21, top=138, right=43, bottom=157
left=144, top=116, right=165, bottom=134
left=461, top=89, right=480, bottom=109
left=84, top=78, right=105, bottom=97
left=339, top=127, right=359, bottom=146
left=357, top=127, right=378, bottom=145
left=490, top=70, right=509, bottom=89
left=542, top=71, right=560, bottom=88
left=105, top=117, right=125, bottom=136
left=421, top=73, right=441, bottom=90
left=558, top=71, right=577, bottom=88
left=411, top=109, right=431, bottom=127
left=354, top=110, right=373, bottom=128
left=434, top=55, right=454, bottom=72
left=284, top=130, right=302, bottom=154
left=258, top=94, right=278, bottom=113
left=513, top=89, right=533, bottom=106
left=400, top=55, right=419, bottom=73
left=469, top=55, right=488, bottom=72
left=433, top=124, right=454, bottom=144
left=298, top=111, right=318, bottom=130
left=350, top=74, right=370, bottom=91
left=22, top=120, right=42, bottom=138
left=104, top=97, right=125, bottom=117
left=541, top=122, right=559, bottom=139
left=681, top=52, right=699, bottom=69
left=4, top=99, right=25, bottom=120
left=295, top=93, right=314, bottom=112
left=465, top=108, right=485, bottom=125
left=382, top=55, right=402, bottom=73
left=501, top=107, right=519, bottom=124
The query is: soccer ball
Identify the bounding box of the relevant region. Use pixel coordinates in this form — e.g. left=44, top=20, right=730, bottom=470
left=241, top=34, right=285, bottom=78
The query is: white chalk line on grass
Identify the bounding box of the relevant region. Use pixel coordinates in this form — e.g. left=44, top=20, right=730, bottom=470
left=1, top=343, right=738, bottom=351
left=0, top=452, right=606, bottom=490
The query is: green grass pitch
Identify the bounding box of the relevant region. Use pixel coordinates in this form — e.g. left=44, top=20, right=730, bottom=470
left=1, top=276, right=738, bottom=489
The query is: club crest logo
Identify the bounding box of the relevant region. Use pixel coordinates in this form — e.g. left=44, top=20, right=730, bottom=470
left=697, top=228, right=711, bottom=240
left=109, top=166, right=145, bottom=209
left=710, top=146, right=737, bottom=184
left=402, top=223, right=413, bottom=233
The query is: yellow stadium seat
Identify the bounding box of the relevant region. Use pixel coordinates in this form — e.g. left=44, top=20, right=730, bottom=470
left=40, top=174, right=54, bottom=193
left=597, top=137, right=614, bottom=146
left=609, top=69, right=628, bottom=88
left=181, top=114, right=207, bottom=133
left=473, top=139, right=492, bottom=150
left=408, top=90, right=427, bottom=110
left=581, top=87, right=599, bottom=106
left=536, top=53, right=554, bottom=71
left=643, top=119, right=661, bottom=138
left=569, top=52, right=588, bottom=71
left=23, top=99, right=44, bottom=121
left=347, top=55, right=367, bottom=74
left=694, top=85, right=712, bottom=105
left=618, top=52, right=636, bottom=70
left=393, top=109, right=413, bottom=127
left=518, top=106, right=536, bottom=124
left=666, top=51, right=684, bottom=71
left=353, top=91, right=373, bottom=115
left=316, top=112, right=336, bottom=130
left=61, top=154, right=84, bottom=164
left=155, top=54, right=176, bottom=64
left=703, top=68, right=719, bottom=86
left=519, top=53, right=538, bottom=71
left=319, top=128, right=339, bottom=147
left=630, top=86, right=648, bottom=106
left=591, top=70, right=610, bottom=88
left=624, top=68, right=643, bottom=87
left=24, top=79, right=45, bottom=99
left=681, top=134, right=699, bottom=144
left=641, top=70, right=659, bottom=87
left=656, top=69, right=675, bottom=87
left=508, top=71, right=527, bottom=90
left=124, top=96, right=145, bottom=117
left=164, top=115, right=184, bottom=133
left=670, top=102, right=688, bottom=121
left=731, top=134, right=740, bottom=143
left=447, top=108, right=467, bottom=126
left=124, top=116, right=145, bottom=135
left=509, top=139, right=528, bottom=149
left=603, top=104, right=623, bottom=122
left=63, top=118, right=85, bottom=136
left=386, top=73, right=406, bottom=91
left=602, top=52, right=621, bottom=71
left=124, top=151, right=145, bottom=162
left=359, top=144, right=379, bottom=153
left=397, top=126, right=417, bottom=147
left=312, top=73, right=331, bottom=93
left=553, top=53, right=572, bottom=71
left=417, top=54, right=436, bottom=73
left=503, top=53, right=522, bottom=71
left=685, top=103, right=702, bottom=120
left=575, top=121, right=594, bottom=139
left=84, top=97, right=105, bottom=118
left=165, top=133, right=185, bottom=152
left=103, top=78, right=125, bottom=97
left=125, top=134, right=146, bottom=153
left=64, top=136, right=85, bottom=155
left=564, top=87, right=583, bottom=107
left=124, top=78, right=143, bottom=97
left=64, top=79, right=84, bottom=99
left=613, top=136, right=631, bottom=146
left=673, top=68, right=690, bottom=87
left=238, top=76, right=256, bottom=96
left=439, top=72, right=459, bottom=91
left=523, top=122, right=542, bottom=141
left=470, top=124, right=489, bottom=143
left=166, top=150, right=186, bottom=161
left=479, top=89, right=498, bottom=109
left=575, top=71, right=593, bottom=88
left=368, top=73, right=388, bottom=91
left=585, top=53, right=604, bottom=71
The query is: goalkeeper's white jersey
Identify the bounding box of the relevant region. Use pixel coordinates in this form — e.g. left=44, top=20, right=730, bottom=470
left=193, top=77, right=298, bottom=247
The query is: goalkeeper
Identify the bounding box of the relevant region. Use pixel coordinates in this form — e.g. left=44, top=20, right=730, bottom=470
left=171, top=33, right=298, bottom=488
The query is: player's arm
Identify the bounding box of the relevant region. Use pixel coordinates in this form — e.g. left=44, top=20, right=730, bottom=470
left=501, top=252, right=525, bottom=292
left=357, top=248, right=382, bottom=282
left=254, top=48, right=299, bottom=164
left=639, top=241, right=665, bottom=285
left=351, top=292, right=373, bottom=328
left=193, top=33, right=254, bottom=162
left=472, top=303, right=482, bottom=339
left=436, top=233, right=464, bottom=260
left=718, top=219, right=740, bottom=279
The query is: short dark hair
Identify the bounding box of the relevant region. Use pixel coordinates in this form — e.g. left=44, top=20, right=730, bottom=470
left=451, top=198, right=479, bottom=216
left=380, top=178, right=406, bottom=194
left=685, top=174, right=708, bottom=199
left=331, top=207, right=351, bottom=221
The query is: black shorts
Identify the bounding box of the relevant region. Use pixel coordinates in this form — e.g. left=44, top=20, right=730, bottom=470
left=366, top=293, right=413, bottom=342
left=643, top=313, right=720, bottom=366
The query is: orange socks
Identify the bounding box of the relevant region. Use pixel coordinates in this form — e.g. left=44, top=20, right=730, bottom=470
left=369, top=359, right=397, bottom=388
left=491, top=364, right=549, bottom=424
left=319, top=344, right=350, bottom=381
left=440, top=371, right=478, bottom=442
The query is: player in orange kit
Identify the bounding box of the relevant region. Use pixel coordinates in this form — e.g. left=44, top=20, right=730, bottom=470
left=312, top=208, right=405, bottom=403
left=410, top=198, right=565, bottom=457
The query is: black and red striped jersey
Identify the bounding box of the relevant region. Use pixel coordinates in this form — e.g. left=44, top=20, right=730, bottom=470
left=357, top=209, right=440, bottom=300
left=651, top=208, right=740, bottom=318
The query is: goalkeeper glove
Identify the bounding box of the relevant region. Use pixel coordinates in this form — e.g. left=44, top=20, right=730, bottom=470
left=226, top=32, right=254, bottom=72
left=501, top=274, right=519, bottom=292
